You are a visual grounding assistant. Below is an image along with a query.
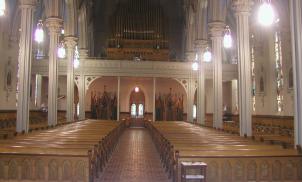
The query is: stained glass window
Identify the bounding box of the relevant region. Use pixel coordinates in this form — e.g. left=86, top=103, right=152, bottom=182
left=131, top=104, right=136, bottom=117
left=274, top=31, right=284, bottom=112
left=251, top=34, right=256, bottom=111
left=193, top=105, right=197, bottom=119
left=138, top=104, right=144, bottom=117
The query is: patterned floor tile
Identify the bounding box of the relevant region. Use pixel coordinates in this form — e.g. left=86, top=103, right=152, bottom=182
left=96, top=128, right=171, bottom=182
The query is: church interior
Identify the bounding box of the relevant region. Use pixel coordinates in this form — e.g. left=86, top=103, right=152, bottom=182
left=0, top=0, right=302, bottom=181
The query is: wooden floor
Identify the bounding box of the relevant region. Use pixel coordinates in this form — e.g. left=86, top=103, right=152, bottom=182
left=98, top=128, right=171, bottom=182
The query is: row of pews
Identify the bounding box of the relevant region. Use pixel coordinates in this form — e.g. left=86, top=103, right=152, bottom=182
left=0, top=120, right=125, bottom=182
left=0, top=111, right=67, bottom=139
left=146, top=121, right=302, bottom=182
left=209, top=114, right=294, bottom=147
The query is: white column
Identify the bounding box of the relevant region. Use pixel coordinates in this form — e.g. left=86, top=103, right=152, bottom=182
left=117, top=76, right=120, bottom=121
left=153, top=77, right=156, bottom=121
left=78, top=4, right=88, bottom=56
left=187, top=77, right=195, bottom=123
left=233, top=0, right=253, bottom=136
left=78, top=75, right=86, bottom=120
left=35, top=74, right=43, bottom=108
left=45, top=18, right=63, bottom=126
left=231, top=79, right=238, bottom=114
left=16, top=0, right=36, bottom=133
left=195, top=40, right=207, bottom=125
left=209, top=22, right=225, bottom=129
left=290, top=0, right=302, bottom=147
left=65, top=36, right=77, bottom=122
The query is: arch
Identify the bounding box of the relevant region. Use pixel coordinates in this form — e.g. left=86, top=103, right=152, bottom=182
left=0, top=161, right=4, bottom=179
left=35, top=159, right=45, bottom=180
left=222, top=161, right=232, bottom=181
left=125, top=83, right=150, bottom=115
left=62, top=160, right=72, bottom=180
left=48, top=160, right=58, bottom=181
left=8, top=160, right=18, bottom=180
left=75, top=161, right=86, bottom=181
left=247, top=161, right=257, bottom=181
left=86, top=76, right=118, bottom=120
left=129, top=88, right=145, bottom=118
left=272, top=160, right=282, bottom=181
left=21, top=159, right=31, bottom=180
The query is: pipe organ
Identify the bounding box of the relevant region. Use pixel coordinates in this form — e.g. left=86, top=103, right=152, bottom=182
left=107, top=0, right=169, bottom=61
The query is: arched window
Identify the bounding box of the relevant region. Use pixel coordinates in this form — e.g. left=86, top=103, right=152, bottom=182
left=138, top=104, right=144, bottom=117
left=131, top=104, right=136, bottom=117
left=193, top=105, right=197, bottom=119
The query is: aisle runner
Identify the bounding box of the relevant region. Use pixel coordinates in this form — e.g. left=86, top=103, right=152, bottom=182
left=98, top=128, right=171, bottom=182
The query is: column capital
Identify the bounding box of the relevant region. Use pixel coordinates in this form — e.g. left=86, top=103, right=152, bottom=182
left=45, top=17, right=63, bottom=33
left=208, top=21, right=225, bottom=38
left=185, top=51, right=196, bottom=62
left=79, top=49, right=89, bottom=59
left=65, top=36, right=78, bottom=49
left=195, top=39, right=208, bottom=51
left=19, top=0, right=37, bottom=8
left=232, top=0, right=253, bottom=14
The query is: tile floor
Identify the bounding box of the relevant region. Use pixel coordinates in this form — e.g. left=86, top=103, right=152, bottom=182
left=97, top=128, right=171, bottom=182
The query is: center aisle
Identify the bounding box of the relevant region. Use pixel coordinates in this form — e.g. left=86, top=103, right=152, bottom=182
left=98, top=128, right=171, bottom=182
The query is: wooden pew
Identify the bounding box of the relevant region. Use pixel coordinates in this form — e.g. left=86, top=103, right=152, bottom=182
left=0, top=120, right=125, bottom=182
left=146, top=121, right=302, bottom=182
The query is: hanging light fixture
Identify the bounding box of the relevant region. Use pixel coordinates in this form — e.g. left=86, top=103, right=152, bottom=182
left=57, top=41, right=66, bottom=59
left=135, top=87, right=140, bottom=93
left=192, top=62, right=199, bottom=71
left=203, top=47, right=212, bottom=62
left=74, top=46, right=80, bottom=68
left=0, top=0, right=5, bottom=16
left=192, top=53, right=199, bottom=71
left=258, top=0, right=275, bottom=26
left=223, top=26, right=233, bottom=49
left=34, top=20, right=44, bottom=43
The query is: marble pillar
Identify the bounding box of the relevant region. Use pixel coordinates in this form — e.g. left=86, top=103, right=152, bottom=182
left=195, top=40, right=207, bottom=125
left=209, top=22, right=225, bottom=129
left=78, top=75, right=86, bottom=120
left=233, top=0, right=253, bottom=136
left=290, top=0, right=302, bottom=147
left=65, top=36, right=77, bottom=122
left=16, top=0, right=36, bottom=133
left=45, top=17, right=63, bottom=126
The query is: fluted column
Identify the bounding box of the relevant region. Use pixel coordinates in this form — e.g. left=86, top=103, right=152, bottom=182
left=187, top=77, right=195, bottom=123
left=209, top=22, right=225, bottom=129
left=16, top=0, right=36, bottom=133
left=35, top=74, right=43, bottom=108
left=233, top=0, right=253, bottom=136
left=195, top=40, right=207, bottom=125
left=290, top=0, right=302, bottom=147
left=65, top=36, right=77, bottom=122
left=45, top=18, right=63, bottom=126
left=78, top=75, right=86, bottom=120
left=78, top=3, right=89, bottom=57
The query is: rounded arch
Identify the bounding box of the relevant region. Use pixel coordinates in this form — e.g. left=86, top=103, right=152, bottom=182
left=125, top=83, right=150, bottom=114
left=129, top=87, right=146, bottom=118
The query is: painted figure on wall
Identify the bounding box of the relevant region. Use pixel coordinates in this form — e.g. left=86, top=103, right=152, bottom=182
left=155, top=88, right=184, bottom=121
left=4, top=58, right=13, bottom=91
left=90, top=85, right=117, bottom=120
